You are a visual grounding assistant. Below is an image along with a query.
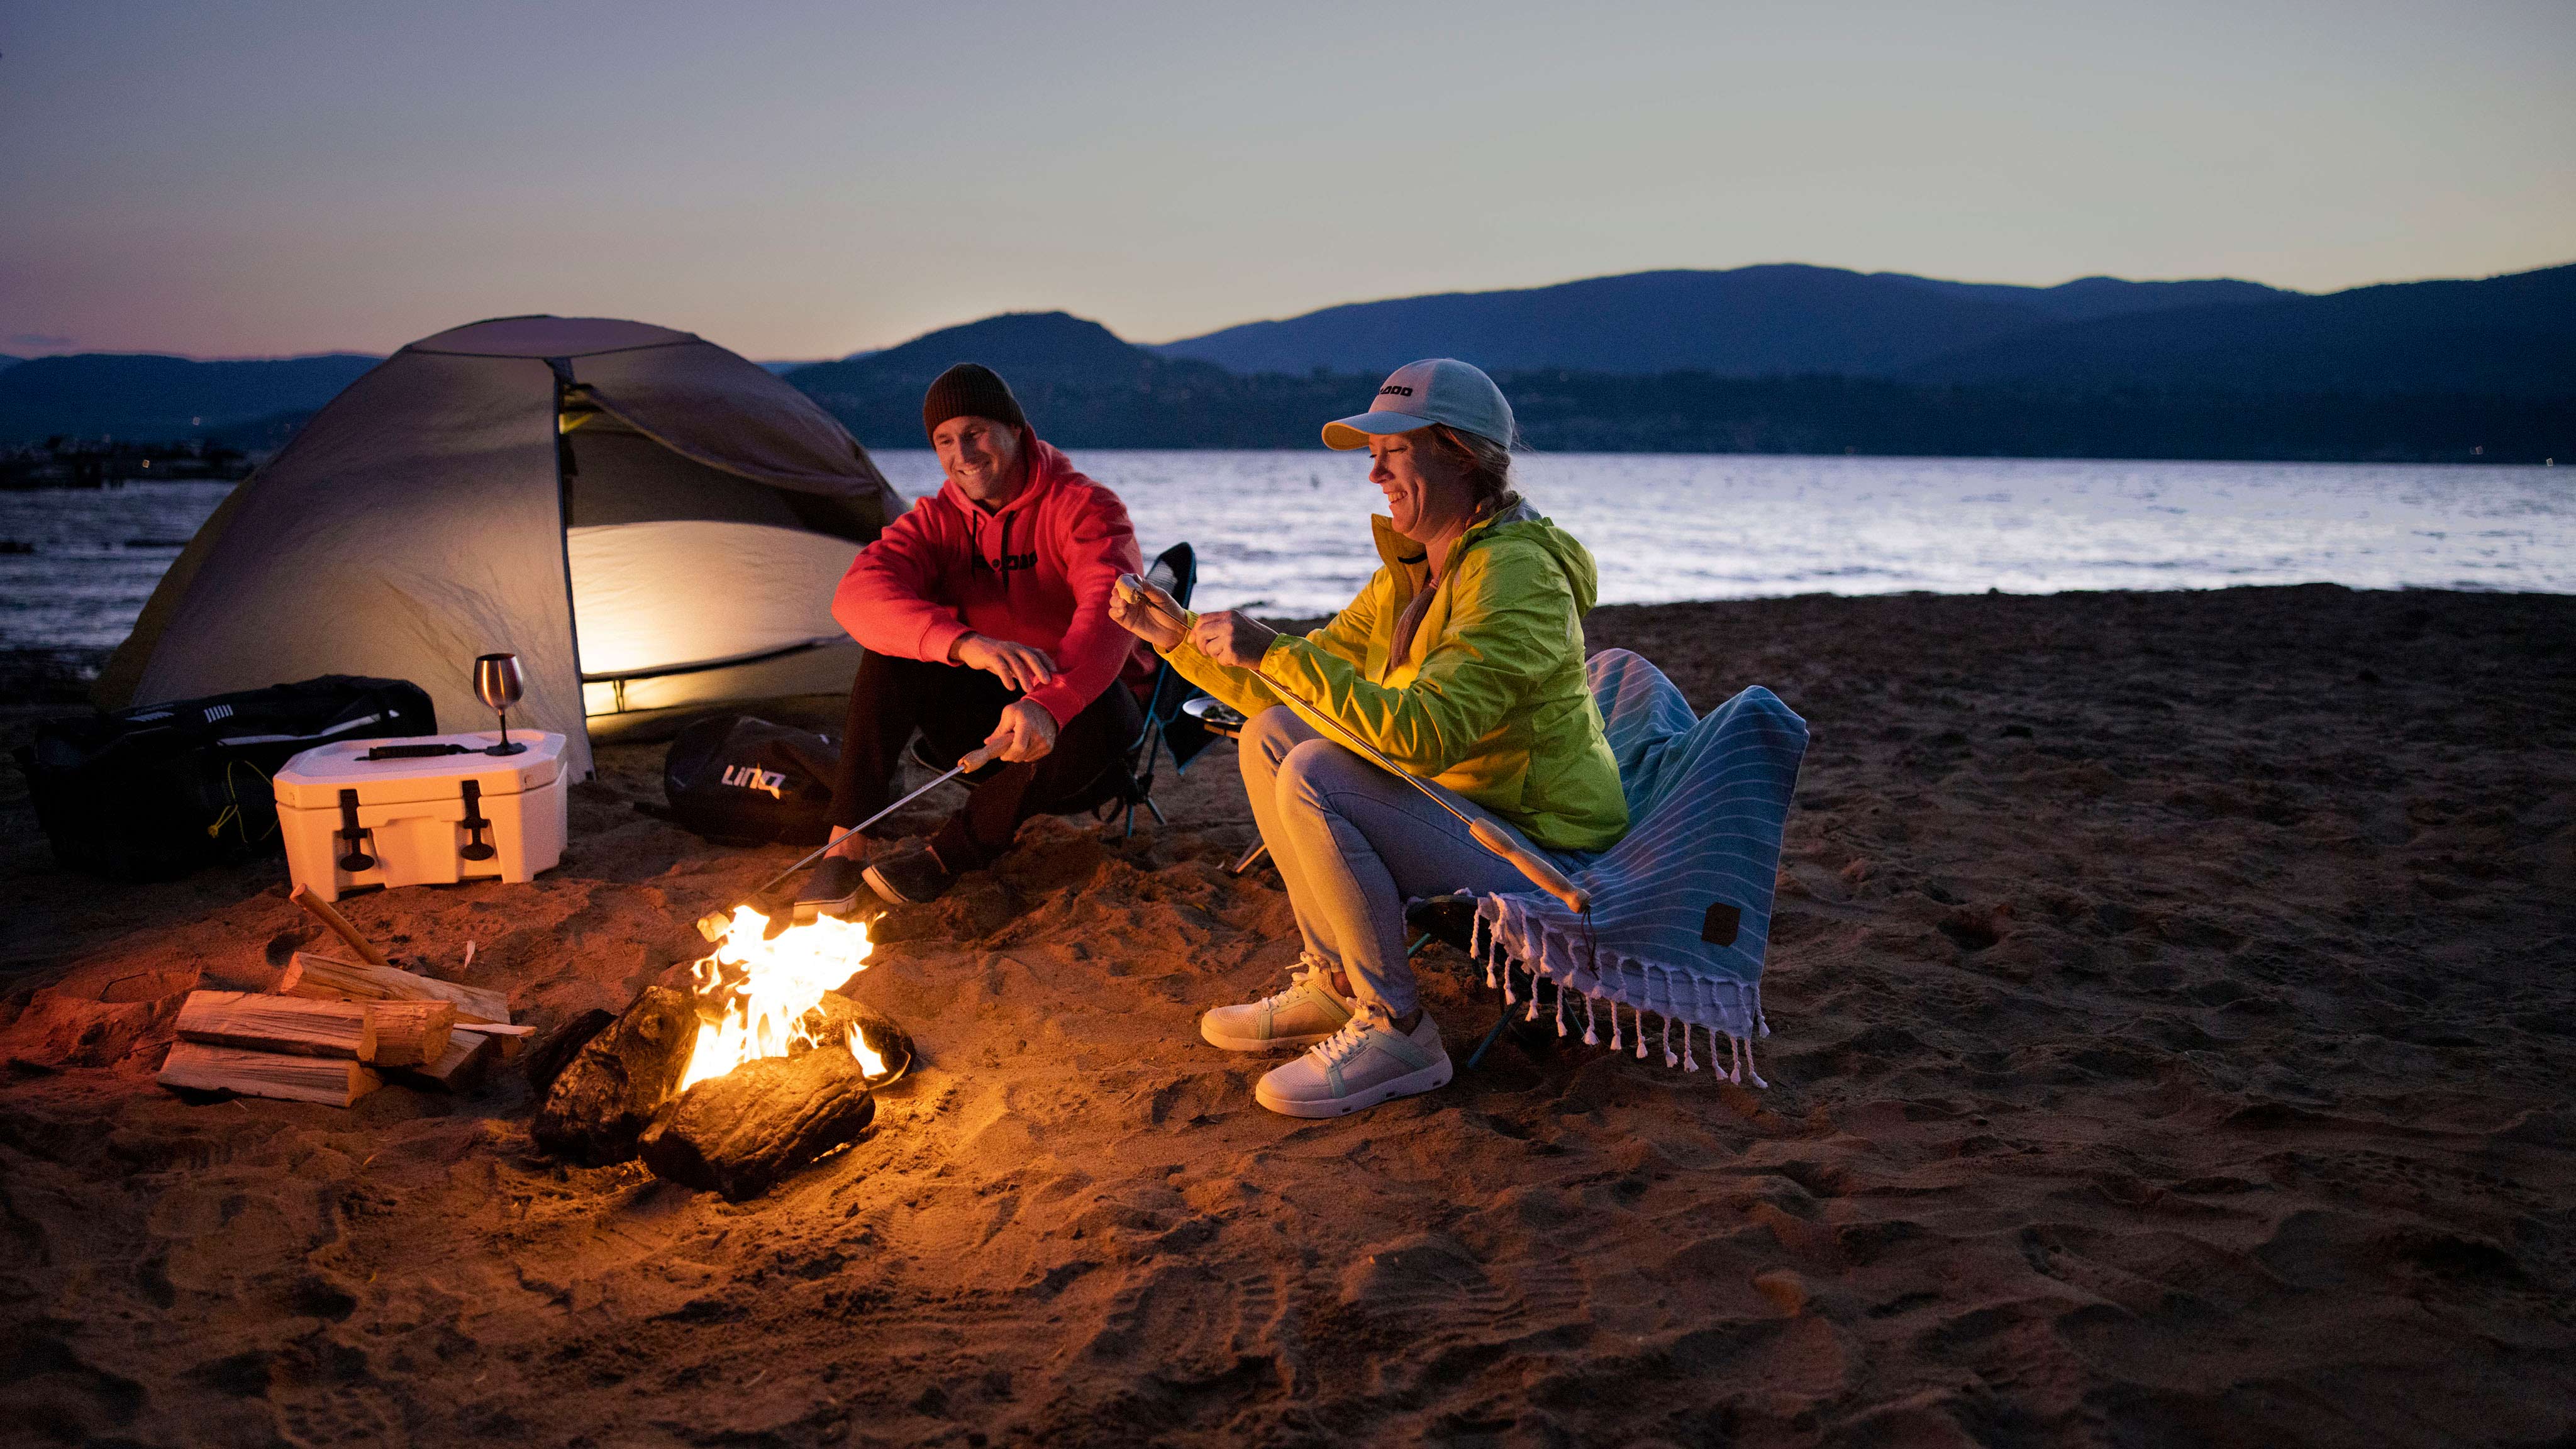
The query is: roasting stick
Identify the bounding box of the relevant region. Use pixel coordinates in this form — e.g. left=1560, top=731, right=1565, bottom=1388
left=1116, top=574, right=1591, bottom=913
left=694, top=745, right=998, bottom=941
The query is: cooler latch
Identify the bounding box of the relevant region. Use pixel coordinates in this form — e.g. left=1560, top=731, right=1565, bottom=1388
left=458, top=779, right=497, bottom=862
left=335, top=789, right=376, bottom=873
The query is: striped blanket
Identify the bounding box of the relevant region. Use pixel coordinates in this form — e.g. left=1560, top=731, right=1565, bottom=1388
left=1472, top=649, right=1809, bottom=1083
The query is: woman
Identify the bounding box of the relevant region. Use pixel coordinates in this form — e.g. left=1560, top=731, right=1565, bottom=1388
left=1110, top=358, right=1627, bottom=1118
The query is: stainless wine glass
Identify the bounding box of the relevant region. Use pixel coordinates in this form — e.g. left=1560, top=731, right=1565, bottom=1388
left=473, top=652, right=528, bottom=756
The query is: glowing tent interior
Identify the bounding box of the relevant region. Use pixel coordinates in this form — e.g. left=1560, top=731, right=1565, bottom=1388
left=97, top=317, right=906, bottom=777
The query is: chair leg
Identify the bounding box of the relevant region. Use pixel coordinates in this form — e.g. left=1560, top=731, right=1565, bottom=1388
left=1143, top=796, right=1167, bottom=826
left=1465, top=1014, right=1511, bottom=1070
left=1228, top=840, right=1270, bottom=877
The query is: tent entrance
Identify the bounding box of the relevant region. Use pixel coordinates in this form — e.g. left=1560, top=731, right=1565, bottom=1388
left=560, top=400, right=862, bottom=730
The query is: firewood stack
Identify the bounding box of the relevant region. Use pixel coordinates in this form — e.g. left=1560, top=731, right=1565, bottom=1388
left=157, top=891, right=533, bottom=1105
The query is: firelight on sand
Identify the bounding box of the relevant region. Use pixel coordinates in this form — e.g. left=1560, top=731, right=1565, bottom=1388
left=679, top=905, right=873, bottom=1091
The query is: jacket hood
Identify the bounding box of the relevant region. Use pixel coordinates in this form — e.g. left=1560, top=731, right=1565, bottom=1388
left=1371, top=501, right=1599, bottom=615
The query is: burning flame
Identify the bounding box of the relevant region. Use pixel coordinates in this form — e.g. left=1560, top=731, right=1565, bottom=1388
left=848, top=1024, right=887, bottom=1079
left=679, top=905, right=874, bottom=1091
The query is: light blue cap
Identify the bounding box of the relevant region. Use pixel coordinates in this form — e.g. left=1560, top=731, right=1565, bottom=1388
left=1321, top=358, right=1515, bottom=450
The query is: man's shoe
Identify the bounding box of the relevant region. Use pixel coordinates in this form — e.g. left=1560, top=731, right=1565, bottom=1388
left=1201, top=958, right=1354, bottom=1052
left=1253, top=1007, right=1452, bottom=1118
left=791, top=855, right=869, bottom=921
left=863, top=841, right=957, bottom=906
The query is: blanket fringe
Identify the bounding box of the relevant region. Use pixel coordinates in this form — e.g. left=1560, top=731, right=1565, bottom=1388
left=1469, top=894, right=1773, bottom=1088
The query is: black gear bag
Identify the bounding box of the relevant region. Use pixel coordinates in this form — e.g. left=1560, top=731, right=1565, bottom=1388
left=17, top=675, right=436, bottom=880
left=647, top=714, right=841, bottom=847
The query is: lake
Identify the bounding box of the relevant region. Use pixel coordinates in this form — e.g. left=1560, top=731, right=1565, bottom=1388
left=5, top=453, right=2570, bottom=653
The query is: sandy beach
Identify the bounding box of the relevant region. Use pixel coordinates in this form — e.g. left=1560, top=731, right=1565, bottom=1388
left=4, top=582, right=2572, bottom=1448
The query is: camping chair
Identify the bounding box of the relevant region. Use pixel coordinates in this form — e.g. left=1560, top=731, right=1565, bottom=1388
left=1113, top=541, right=1201, bottom=836
left=1407, top=649, right=1809, bottom=1082
left=906, top=541, right=1204, bottom=838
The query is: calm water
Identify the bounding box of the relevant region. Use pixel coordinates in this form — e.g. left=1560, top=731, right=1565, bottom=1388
left=4, top=455, right=2570, bottom=652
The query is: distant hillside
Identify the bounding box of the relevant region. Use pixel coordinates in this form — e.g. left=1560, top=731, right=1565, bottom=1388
left=1154, top=265, right=2294, bottom=378
left=789, top=313, right=1342, bottom=447
left=0, top=355, right=22, bottom=373
left=0, top=353, right=380, bottom=443
left=1907, top=264, right=2576, bottom=395
left=782, top=309, right=2569, bottom=463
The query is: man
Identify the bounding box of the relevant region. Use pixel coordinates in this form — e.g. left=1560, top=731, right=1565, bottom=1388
left=799, top=362, right=1147, bottom=911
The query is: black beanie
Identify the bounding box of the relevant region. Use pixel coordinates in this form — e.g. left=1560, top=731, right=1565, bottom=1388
left=921, top=363, right=1028, bottom=440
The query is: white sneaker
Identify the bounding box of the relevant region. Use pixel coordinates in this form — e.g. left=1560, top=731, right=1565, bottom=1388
left=1201, top=958, right=1354, bottom=1052
left=1253, top=1006, right=1452, bottom=1118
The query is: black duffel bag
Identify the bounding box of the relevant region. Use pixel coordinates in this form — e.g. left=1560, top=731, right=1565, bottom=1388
left=645, top=714, right=840, bottom=847
left=16, top=675, right=436, bottom=881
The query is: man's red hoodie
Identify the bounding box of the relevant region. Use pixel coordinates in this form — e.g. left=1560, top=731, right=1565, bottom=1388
left=832, top=437, right=1150, bottom=727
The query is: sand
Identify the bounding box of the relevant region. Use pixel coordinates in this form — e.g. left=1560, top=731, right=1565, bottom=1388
left=4, top=584, right=2573, bottom=1448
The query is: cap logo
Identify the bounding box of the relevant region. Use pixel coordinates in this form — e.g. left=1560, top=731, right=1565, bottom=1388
left=1379, top=384, right=1414, bottom=397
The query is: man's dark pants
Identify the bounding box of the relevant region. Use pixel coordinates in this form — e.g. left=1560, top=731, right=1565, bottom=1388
left=830, top=652, right=1143, bottom=871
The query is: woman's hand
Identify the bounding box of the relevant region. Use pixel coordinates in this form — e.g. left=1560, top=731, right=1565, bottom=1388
left=1108, top=575, right=1187, bottom=650
left=1190, top=610, right=1278, bottom=670
left=953, top=633, right=1056, bottom=692
left=982, top=698, right=1058, bottom=763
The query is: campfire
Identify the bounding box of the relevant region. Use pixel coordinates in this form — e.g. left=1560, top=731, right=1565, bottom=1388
left=680, top=906, right=892, bottom=1090
left=533, top=908, right=913, bottom=1199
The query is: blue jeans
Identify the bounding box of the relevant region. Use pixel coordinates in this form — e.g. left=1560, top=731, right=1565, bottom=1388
left=1238, top=707, right=1575, bottom=1016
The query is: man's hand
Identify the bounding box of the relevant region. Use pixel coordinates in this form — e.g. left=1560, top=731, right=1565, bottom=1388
left=982, top=698, right=1058, bottom=763
left=1189, top=610, right=1278, bottom=670
left=1109, top=575, right=1187, bottom=650
left=953, top=633, right=1057, bottom=692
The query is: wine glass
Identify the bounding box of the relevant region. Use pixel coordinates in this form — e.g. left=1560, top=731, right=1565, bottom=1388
left=473, top=652, right=528, bottom=757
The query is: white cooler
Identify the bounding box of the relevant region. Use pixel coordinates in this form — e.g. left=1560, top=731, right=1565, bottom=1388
left=275, top=731, right=569, bottom=902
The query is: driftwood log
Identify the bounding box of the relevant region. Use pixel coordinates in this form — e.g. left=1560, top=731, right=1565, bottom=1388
left=638, top=1046, right=874, bottom=1201
left=532, top=988, right=697, bottom=1166
left=159, top=1040, right=382, bottom=1106
left=797, top=992, right=915, bottom=1082
left=523, top=1008, right=616, bottom=1096
left=279, top=952, right=511, bottom=1025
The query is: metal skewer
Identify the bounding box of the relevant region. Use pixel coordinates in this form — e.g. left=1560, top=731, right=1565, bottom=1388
left=1116, top=574, right=1590, bottom=913
left=694, top=746, right=995, bottom=941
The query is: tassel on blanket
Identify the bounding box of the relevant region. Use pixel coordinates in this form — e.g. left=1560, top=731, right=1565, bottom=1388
left=1662, top=1016, right=1677, bottom=1068
left=1553, top=985, right=1567, bottom=1037
left=1634, top=1011, right=1649, bottom=1060
left=1475, top=916, right=1495, bottom=989
left=1607, top=1000, right=1623, bottom=1051
left=1582, top=995, right=1599, bottom=1046
left=1682, top=1023, right=1699, bottom=1072
left=1724, top=1034, right=1741, bottom=1084
left=1525, top=988, right=1541, bottom=1024
left=1741, top=1031, right=1768, bottom=1089
left=1501, top=960, right=1516, bottom=1006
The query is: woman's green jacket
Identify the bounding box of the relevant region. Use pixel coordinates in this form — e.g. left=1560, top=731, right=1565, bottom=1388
left=1158, top=502, right=1629, bottom=853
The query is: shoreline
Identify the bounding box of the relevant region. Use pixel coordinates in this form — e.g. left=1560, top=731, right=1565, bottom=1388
left=3, top=583, right=2572, bottom=1444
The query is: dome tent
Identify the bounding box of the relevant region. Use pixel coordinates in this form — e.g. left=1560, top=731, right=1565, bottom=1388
left=98, top=316, right=905, bottom=779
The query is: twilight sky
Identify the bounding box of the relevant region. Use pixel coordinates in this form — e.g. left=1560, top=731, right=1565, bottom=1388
left=3, top=0, right=2570, bottom=360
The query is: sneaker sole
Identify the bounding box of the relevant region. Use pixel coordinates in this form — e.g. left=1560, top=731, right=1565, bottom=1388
left=789, top=889, right=865, bottom=923
left=1255, top=1055, right=1454, bottom=1118
left=860, top=862, right=940, bottom=906
left=1201, top=1020, right=1340, bottom=1053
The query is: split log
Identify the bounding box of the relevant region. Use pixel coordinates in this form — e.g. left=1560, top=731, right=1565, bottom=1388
left=523, top=1008, right=615, bottom=1097
left=279, top=952, right=510, bottom=1025
left=638, top=1047, right=875, bottom=1201
left=532, top=988, right=697, bottom=1167
left=175, top=990, right=366, bottom=1058
left=159, top=1040, right=382, bottom=1107
left=397, top=1029, right=499, bottom=1092
left=357, top=1001, right=456, bottom=1068
left=796, top=992, right=915, bottom=1083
